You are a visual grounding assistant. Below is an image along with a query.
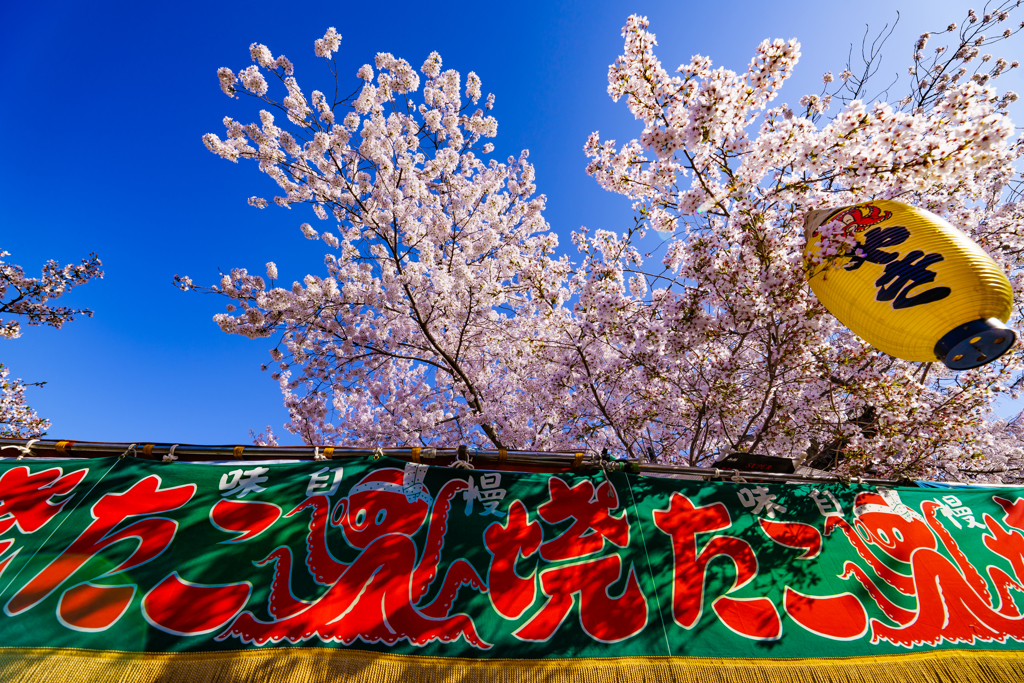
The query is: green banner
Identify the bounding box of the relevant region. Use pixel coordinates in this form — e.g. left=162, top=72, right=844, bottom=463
left=1, top=456, right=1023, bottom=662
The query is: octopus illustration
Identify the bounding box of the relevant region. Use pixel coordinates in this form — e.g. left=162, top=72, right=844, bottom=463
left=217, top=466, right=490, bottom=648
left=826, top=490, right=1024, bottom=647
left=821, top=204, right=893, bottom=237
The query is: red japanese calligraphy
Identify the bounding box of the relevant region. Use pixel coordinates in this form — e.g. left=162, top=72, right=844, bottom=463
left=209, top=499, right=282, bottom=543
left=0, top=465, right=89, bottom=579
left=538, top=477, right=629, bottom=561
left=758, top=518, right=821, bottom=559
left=0, top=465, right=88, bottom=536
left=484, top=500, right=542, bottom=620
left=784, top=588, right=868, bottom=640
left=756, top=516, right=869, bottom=640
left=139, top=498, right=278, bottom=636
left=4, top=475, right=196, bottom=632
left=994, top=496, right=1024, bottom=530
left=653, top=492, right=781, bottom=641
left=507, top=476, right=647, bottom=644
left=142, top=573, right=252, bottom=636
left=514, top=554, right=647, bottom=643
left=983, top=497, right=1024, bottom=587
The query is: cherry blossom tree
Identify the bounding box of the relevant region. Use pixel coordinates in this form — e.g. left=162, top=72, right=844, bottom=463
left=198, top=4, right=1024, bottom=481
left=575, top=3, right=1024, bottom=481
left=195, top=32, right=564, bottom=448
left=0, top=251, right=103, bottom=437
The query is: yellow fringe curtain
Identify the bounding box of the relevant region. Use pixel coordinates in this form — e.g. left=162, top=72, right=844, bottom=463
left=2, top=647, right=1024, bottom=683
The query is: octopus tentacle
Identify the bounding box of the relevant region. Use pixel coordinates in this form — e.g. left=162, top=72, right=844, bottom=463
left=412, top=479, right=468, bottom=603
left=870, top=548, right=1024, bottom=648
left=419, top=559, right=487, bottom=618
left=841, top=561, right=916, bottom=625
left=409, top=612, right=491, bottom=649
left=921, top=500, right=991, bottom=603
left=219, top=535, right=490, bottom=649
left=826, top=517, right=915, bottom=594
left=989, top=566, right=1024, bottom=617
left=254, top=546, right=314, bottom=621
left=287, top=496, right=346, bottom=586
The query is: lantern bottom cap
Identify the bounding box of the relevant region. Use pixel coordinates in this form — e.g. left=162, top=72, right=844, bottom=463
left=934, top=318, right=1016, bottom=370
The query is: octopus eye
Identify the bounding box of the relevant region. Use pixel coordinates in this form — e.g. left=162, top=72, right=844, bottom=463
left=876, top=529, right=890, bottom=544
left=354, top=509, right=367, bottom=527
left=893, top=528, right=904, bottom=542
left=330, top=500, right=346, bottom=526
left=375, top=509, right=387, bottom=525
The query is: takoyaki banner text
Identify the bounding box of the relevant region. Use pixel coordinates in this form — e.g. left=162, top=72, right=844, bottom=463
left=2, top=456, right=1024, bottom=682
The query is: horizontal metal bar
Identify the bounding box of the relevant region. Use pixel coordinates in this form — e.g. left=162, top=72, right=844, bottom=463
left=0, top=438, right=591, bottom=466
left=634, top=462, right=902, bottom=486
left=0, top=437, right=906, bottom=485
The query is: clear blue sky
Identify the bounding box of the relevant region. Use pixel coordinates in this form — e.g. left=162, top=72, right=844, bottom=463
left=2, top=0, right=1020, bottom=445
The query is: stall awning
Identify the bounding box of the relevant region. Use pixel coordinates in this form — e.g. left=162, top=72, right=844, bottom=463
left=0, top=443, right=1022, bottom=681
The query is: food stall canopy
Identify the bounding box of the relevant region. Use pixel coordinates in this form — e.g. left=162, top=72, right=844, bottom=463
left=0, top=439, right=1021, bottom=682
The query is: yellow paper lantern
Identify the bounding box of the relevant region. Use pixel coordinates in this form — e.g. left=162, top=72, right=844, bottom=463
left=803, top=200, right=1016, bottom=370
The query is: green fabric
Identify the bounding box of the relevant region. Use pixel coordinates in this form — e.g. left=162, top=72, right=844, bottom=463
left=0, top=456, right=1022, bottom=660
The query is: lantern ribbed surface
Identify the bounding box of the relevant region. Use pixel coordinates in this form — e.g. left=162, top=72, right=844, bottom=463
left=804, top=200, right=1013, bottom=363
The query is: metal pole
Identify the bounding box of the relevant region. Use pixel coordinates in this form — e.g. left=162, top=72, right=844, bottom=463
left=0, top=437, right=906, bottom=485
left=0, top=438, right=590, bottom=467
left=633, top=462, right=903, bottom=486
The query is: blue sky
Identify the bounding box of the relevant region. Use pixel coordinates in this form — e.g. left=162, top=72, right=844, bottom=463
left=2, top=0, right=1020, bottom=445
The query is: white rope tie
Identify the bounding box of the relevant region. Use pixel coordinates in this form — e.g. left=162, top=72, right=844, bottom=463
left=163, top=445, right=178, bottom=462
left=451, top=447, right=475, bottom=470
left=314, top=446, right=327, bottom=461
left=120, top=443, right=137, bottom=459
left=9, top=438, right=40, bottom=460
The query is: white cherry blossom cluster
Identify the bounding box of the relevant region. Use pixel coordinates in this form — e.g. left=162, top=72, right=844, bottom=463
left=0, top=364, right=49, bottom=439
left=198, top=29, right=563, bottom=450
left=0, top=250, right=103, bottom=437
left=0, top=251, right=103, bottom=340
left=200, top=8, right=1024, bottom=482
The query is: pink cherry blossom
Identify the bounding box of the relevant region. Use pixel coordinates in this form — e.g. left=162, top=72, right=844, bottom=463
left=0, top=250, right=103, bottom=436
left=0, top=364, right=49, bottom=438
left=197, top=5, right=1024, bottom=482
